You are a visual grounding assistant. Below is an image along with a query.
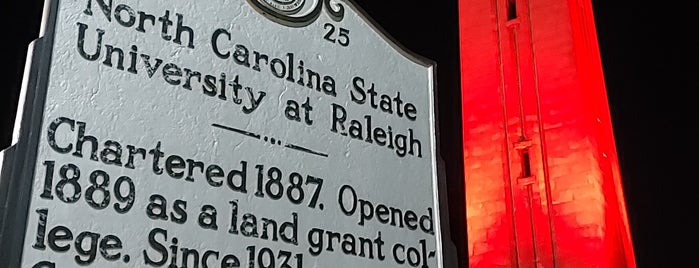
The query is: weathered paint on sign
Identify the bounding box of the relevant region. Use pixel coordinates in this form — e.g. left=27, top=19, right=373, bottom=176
left=0, top=1, right=445, bottom=267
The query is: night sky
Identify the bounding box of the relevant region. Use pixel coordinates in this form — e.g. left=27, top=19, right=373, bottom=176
left=3, top=1, right=696, bottom=267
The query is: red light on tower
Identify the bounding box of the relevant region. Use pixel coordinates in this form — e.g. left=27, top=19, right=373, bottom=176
left=458, top=0, right=636, bottom=267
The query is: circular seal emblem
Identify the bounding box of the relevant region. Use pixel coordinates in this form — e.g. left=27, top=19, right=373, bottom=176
left=260, top=0, right=305, bottom=14
left=248, top=0, right=344, bottom=27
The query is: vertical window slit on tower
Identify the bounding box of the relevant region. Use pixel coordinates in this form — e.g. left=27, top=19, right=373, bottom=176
left=507, top=0, right=518, bottom=20
left=522, top=149, right=532, bottom=177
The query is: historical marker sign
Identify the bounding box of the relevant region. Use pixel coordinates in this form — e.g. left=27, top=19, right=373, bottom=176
left=0, top=0, right=447, bottom=267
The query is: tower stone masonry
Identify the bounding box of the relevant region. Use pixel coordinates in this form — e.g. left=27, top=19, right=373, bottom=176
left=459, top=0, right=636, bottom=267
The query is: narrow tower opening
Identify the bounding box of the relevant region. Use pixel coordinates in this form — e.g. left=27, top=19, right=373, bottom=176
left=507, top=0, right=518, bottom=20
left=521, top=149, right=532, bottom=177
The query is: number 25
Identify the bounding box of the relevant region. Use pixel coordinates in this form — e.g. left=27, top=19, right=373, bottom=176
left=324, top=23, right=349, bottom=46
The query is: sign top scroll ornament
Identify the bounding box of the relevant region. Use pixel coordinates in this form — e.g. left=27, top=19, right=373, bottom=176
left=247, top=0, right=345, bottom=27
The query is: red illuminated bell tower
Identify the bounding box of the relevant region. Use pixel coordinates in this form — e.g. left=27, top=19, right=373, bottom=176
left=458, top=0, right=636, bottom=267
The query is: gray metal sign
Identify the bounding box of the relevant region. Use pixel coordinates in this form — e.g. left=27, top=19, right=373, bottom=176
left=0, top=0, right=448, bottom=267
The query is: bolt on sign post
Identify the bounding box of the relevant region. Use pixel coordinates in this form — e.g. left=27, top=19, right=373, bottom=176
left=0, top=0, right=455, bottom=267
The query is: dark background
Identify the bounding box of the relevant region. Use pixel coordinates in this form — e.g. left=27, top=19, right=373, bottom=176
left=3, top=1, right=697, bottom=267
